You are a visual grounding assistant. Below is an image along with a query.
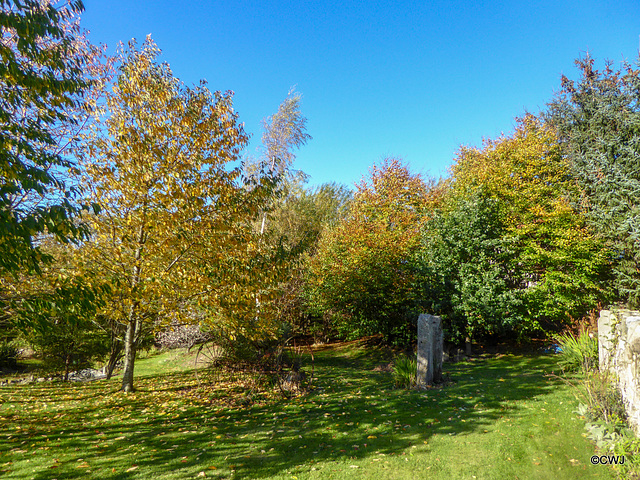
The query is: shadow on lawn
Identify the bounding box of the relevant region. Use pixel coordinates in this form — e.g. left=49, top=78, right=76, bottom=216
left=0, top=349, right=562, bottom=480
left=189, top=352, right=562, bottom=479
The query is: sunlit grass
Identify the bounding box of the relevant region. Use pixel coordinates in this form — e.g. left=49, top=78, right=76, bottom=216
left=0, top=345, right=616, bottom=479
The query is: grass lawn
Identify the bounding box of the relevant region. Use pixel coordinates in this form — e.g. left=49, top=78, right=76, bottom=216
left=0, top=343, right=618, bottom=479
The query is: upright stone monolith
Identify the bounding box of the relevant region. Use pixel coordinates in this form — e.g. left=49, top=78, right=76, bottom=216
left=416, top=314, right=443, bottom=387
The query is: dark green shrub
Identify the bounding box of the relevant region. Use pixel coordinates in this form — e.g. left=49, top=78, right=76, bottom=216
left=26, top=319, right=109, bottom=380
left=0, top=340, right=19, bottom=370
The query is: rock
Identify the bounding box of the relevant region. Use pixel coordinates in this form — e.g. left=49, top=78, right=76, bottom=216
left=68, top=368, right=107, bottom=382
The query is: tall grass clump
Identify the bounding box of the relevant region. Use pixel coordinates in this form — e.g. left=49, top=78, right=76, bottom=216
left=555, top=327, right=598, bottom=375
left=392, top=354, right=416, bottom=388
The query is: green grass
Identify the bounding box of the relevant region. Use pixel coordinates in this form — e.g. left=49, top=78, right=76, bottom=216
left=0, top=344, right=617, bottom=479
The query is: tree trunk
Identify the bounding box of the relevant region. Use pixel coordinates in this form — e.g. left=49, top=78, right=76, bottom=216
left=121, top=319, right=137, bottom=392
left=105, top=342, right=122, bottom=380
left=64, top=354, right=70, bottom=382
left=122, top=220, right=146, bottom=392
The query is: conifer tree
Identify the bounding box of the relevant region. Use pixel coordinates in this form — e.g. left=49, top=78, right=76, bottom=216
left=548, top=55, right=640, bottom=306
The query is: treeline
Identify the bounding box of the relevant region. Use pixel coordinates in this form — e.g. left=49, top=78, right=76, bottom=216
left=2, top=2, right=639, bottom=391
left=305, top=59, right=640, bottom=349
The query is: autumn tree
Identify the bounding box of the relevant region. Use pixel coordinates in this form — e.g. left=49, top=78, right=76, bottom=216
left=448, top=115, right=612, bottom=333
left=260, top=88, right=311, bottom=180
left=78, top=37, right=271, bottom=392
left=547, top=55, right=640, bottom=307
left=209, top=88, right=318, bottom=355
left=306, top=158, right=440, bottom=343
left=244, top=87, right=312, bottom=237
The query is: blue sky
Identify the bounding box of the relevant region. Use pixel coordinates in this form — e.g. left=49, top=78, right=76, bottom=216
left=81, top=0, right=640, bottom=188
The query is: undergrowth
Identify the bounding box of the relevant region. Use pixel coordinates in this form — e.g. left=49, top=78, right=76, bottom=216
left=556, top=328, right=640, bottom=478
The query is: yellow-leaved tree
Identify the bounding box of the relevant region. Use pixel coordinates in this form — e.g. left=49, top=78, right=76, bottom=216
left=449, top=115, right=612, bottom=330
left=78, top=37, right=273, bottom=392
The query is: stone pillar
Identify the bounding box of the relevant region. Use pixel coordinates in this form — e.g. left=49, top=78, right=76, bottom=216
left=416, top=314, right=443, bottom=387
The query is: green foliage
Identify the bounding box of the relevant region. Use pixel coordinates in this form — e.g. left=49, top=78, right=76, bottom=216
left=555, top=328, right=598, bottom=375
left=556, top=325, right=635, bottom=476
left=26, top=316, right=107, bottom=380
left=0, top=339, right=19, bottom=370
left=573, top=372, right=637, bottom=477
left=420, top=193, right=524, bottom=344
left=264, top=182, right=352, bottom=254
left=578, top=370, right=626, bottom=425
left=448, top=116, right=613, bottom=332
left=583, top=418, right=623, bottom=450
left=611, top=434, right=640, bottom=478
left=266, top=182, right=352, bottom=340
left=15, top=271, right=109, bottom=379
left=392, top=354, right=417, bottom=388
left=548, top=55, right=640, bottom=307
left=0, top=0, right=95, bottom=275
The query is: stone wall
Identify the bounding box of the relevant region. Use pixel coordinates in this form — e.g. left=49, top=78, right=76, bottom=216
left=598, top=309, right=640, bottom=433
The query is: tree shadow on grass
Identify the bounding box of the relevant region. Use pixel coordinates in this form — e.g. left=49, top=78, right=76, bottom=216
left=0, top=348, right=565, bottom=479
left=195, top=351, right=564, bottom=479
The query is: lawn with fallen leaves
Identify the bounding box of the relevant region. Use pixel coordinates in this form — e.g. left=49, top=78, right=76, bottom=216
left=0, top=343, right=616, bottom=479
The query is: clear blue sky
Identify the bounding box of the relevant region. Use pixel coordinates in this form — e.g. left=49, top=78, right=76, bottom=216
left=81, top=0, right=640, bottom=188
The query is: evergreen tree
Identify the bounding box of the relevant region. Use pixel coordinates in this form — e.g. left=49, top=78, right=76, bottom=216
left=548, top=55, right=640, bottom=306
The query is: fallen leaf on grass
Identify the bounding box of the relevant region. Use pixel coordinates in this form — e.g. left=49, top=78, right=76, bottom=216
left=126, top=465, right=138, bottom=472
